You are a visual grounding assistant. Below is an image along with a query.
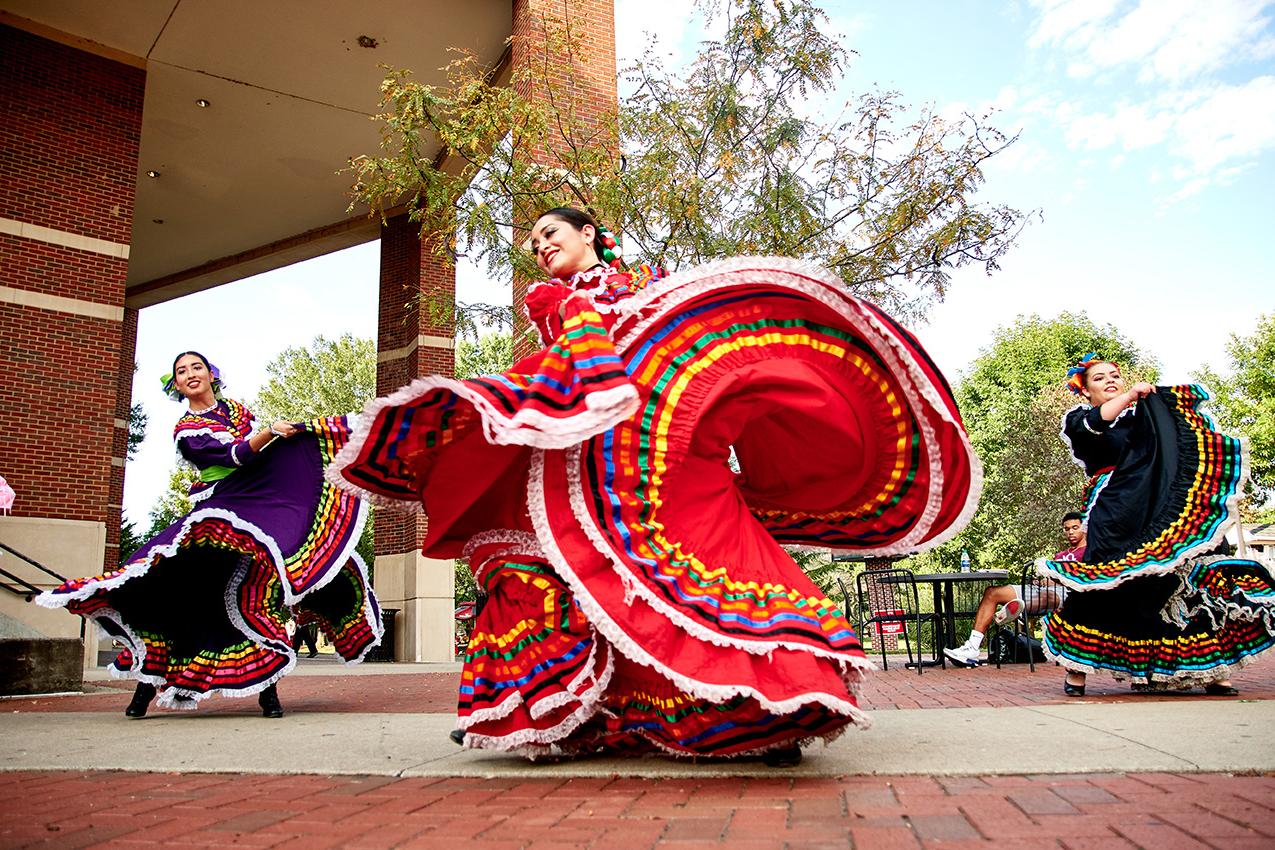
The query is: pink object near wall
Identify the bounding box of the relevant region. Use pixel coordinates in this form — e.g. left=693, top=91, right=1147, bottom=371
left=0, top=475, right=15, bottom=514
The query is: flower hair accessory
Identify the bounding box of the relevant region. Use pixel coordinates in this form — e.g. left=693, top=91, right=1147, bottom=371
left=1065, top=352, right=1102, bottom=396
left=596, top=222, right=624, bottom=271
left=161, top=355, right=226, bottom=402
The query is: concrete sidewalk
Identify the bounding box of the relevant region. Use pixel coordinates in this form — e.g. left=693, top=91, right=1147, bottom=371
left=3, top=702, right=1275, bottom=778
left=3, top=671, right=1275, bottom=778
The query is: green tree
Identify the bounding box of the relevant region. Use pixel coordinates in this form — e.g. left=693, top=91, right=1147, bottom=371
left=127, top=400, right=147, bottom=461
left=120, top=363, right=148, bottom=563
left=146, top=464, right=198, bottom=538
left=349, top=0, right=1028, bottom=324
left=127, top=361, right=147, bottom=461
left=117, top=512, right=146, bottom=565
left=935, top=313, right=1156, bottom=570
left=253, top=334, right=379, bottom=565
left=454, top=560, right=478, bottom=605
left=253, top=334, right=377, bottom=423
left=1195, top=313, right=1275, bottom=519
left=788, top=548, right=850, bottom=598
left=455, top=333, right=515, bottom=379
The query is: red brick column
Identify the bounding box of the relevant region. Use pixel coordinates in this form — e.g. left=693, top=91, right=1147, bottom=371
left=0, top=26, right=143, bottom=579
left=511, top=0, right=619, bottom=358
left=372, top=213, right=457, bottom=661
left=374, top=214, right=457, bottom=559
left=109, top=307, right=140, bottom=562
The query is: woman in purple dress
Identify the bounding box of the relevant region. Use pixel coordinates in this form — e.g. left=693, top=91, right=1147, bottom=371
left=39, top=352, right=382, bottom=717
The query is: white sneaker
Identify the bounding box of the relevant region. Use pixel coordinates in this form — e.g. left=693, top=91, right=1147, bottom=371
left=943, top=645, right=981, bottom=667
left=993, top=599, right=1024, bottom=626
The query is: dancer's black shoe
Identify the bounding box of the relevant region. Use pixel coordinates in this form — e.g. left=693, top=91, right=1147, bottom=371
left=1204, top=682, right=1239, bottom=696
left=258, top=684, right=284, bottom=718
left=124, top=682, right=156, bottom=718
left=761, top=745, right=802, bottom=767
left=1063, top=674, right=1086, bottom=697
left=449, top=729, right=466, bottom=746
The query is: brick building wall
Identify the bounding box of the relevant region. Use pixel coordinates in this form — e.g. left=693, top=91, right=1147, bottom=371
left=0, top=25, right=143, bottom=569
left=374, top=214, right=457, bottom=558
left=510, top=0, right=618, bottom=357
left=0, top=27, right=141, bottom=246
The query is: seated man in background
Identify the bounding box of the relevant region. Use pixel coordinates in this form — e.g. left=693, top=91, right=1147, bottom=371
left=943, top=512, right=1084, bottom=667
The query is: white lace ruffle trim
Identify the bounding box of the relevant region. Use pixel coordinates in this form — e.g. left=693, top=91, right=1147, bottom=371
left=325, top=373, right=639, bottom=510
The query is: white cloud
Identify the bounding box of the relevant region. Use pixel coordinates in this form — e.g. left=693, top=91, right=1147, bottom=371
left=1172, top=76, right=1275, bottom=174
left=1163, top=174, right=1212, bottom=204
left=990, top=138, right=1052, bottom=174
left=991, top=84, right=1021, bottom=112
left=1023, top=0, right=1275, bottom=202
left=1030, top=0, right=1275, bottom=82
left=1061, top=75, right=1275, bottom=198
left=1065, top=101, right=1174, bottom=150
left=1028, top=0, right=1123, bottom=49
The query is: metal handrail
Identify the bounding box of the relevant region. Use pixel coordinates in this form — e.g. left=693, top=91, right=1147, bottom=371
left=0, top=562, right=42, bottom=601
left=0, top=541, right=67, bottom=584
left=0, top=540, right=84, bottom=640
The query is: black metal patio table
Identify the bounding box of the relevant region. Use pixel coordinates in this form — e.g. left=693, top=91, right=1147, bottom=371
left=880, top=570, right=1009, bottom=666
left=914, top=570, right=1010, bottom=656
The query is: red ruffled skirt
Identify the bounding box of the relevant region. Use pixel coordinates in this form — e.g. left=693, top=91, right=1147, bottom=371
left=331, top=258, right=980, bottom=756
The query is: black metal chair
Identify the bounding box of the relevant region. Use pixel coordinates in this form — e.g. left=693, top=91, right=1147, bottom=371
left=851, top=568, right=941, bottom=674
left=990, top=562, right=1064, bottom=672
left=836, top=576, right=858, bottom=631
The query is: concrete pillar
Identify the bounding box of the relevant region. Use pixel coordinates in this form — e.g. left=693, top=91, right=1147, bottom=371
left=0, top=25, right=144, bottom=664
left=373, top=213, right=457, bottom=661
left=370, top=552, right=456, bottom=663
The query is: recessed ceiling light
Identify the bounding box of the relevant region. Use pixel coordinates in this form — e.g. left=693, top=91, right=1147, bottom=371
left=145, top=170, right=160, bottom=178
left=195, top=98, right=210, bottom=108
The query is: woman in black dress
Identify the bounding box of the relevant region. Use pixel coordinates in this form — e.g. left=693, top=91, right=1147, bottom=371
left=1038, top=355, right=1275, bottom=696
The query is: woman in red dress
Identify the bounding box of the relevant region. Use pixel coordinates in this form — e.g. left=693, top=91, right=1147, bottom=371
left=330, top=208, right=980, bottom=763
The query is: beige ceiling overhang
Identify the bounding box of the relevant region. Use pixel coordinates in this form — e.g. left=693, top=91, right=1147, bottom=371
left=1, top=1, right=511, bottom=307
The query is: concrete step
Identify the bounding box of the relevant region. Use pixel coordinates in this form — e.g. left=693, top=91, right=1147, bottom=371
left=0, top=636, right=84, bottom=696
left=0, top=610, right=45, bottom=639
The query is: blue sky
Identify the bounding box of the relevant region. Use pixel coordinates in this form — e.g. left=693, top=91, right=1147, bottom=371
left=123, top=0, right=1275, bottom=524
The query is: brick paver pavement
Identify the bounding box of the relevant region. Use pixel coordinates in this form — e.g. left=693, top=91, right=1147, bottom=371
left=6, top=659, right=1274, bottom=847
left=3, top=769, right=1274, bottom=849
left=7, top=660, right=1274, bottom=716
